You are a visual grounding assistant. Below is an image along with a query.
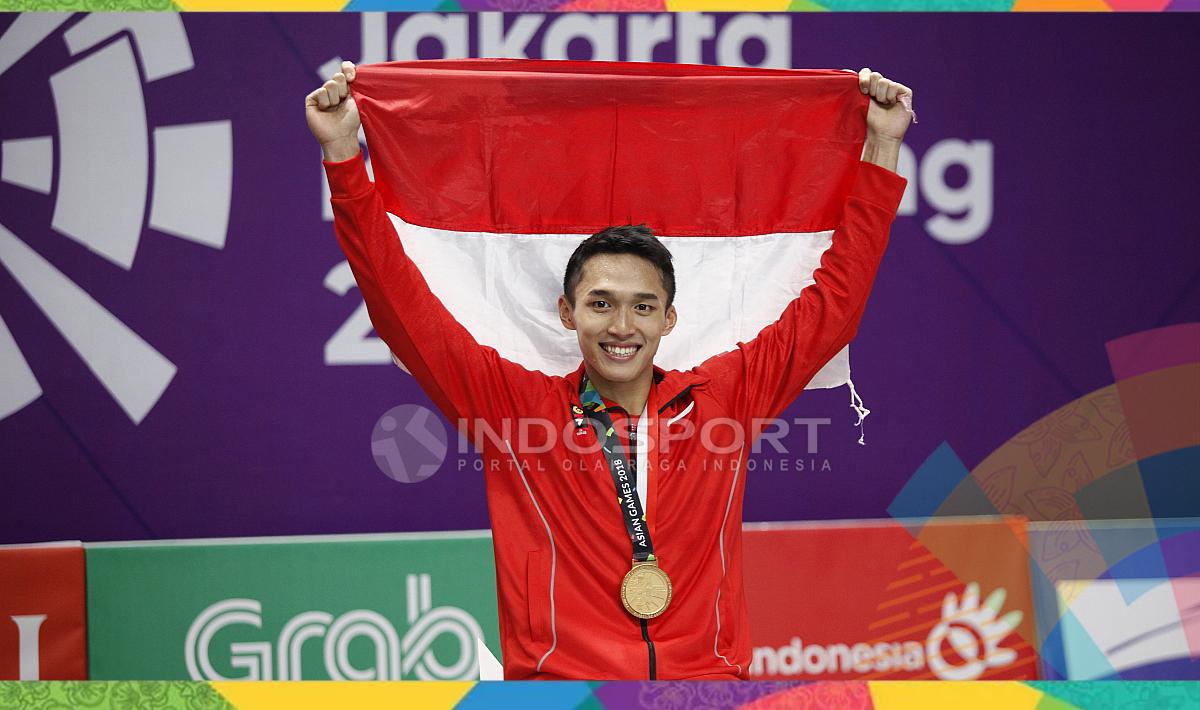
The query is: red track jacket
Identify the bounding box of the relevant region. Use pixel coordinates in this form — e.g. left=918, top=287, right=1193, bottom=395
left=326, top=153, right=905, bottom=680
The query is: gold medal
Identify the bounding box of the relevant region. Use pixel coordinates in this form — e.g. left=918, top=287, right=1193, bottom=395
left=621, top=559, right=672, bottom=619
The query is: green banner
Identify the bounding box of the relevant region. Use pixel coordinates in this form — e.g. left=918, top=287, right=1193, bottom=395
left=86, top=532, right=499, bottom=681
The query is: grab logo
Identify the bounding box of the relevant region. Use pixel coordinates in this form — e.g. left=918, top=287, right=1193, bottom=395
left=751, top=582, right=1024, bottom=680
left=184, top=574, right=485, bottom=681
left=0, top=13, right=232, bottom=425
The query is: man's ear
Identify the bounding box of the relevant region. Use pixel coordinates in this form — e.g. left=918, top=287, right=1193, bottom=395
left=558, top=294, right=576, bottom=330
left=662, top=304, right=677, bottom=336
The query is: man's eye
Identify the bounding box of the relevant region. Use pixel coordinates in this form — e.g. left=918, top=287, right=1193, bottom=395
left=635, top=304, right=653, bottom=312
left=592, top=300, right=609, bottom=309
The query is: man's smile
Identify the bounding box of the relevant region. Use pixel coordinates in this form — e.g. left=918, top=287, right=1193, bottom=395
left=600, top=343, right=642, bottom=361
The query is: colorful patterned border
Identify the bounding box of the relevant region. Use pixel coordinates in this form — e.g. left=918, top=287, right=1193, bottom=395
left=0, top=1, right=1196, bottom=11
left=887, top=323, right=1200, bottom=679
left=2, top=680, right=1199, bottom=709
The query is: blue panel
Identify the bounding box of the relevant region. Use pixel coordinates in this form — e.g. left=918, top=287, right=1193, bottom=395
left=888, top=442, right=970, bottom=520
left=1087, top=521, right=1169, bottom=604
left=455, top=681, right=595, bottom=709
left=343, top=0, right=444, bottom=9
left=1140, top=447, right=1200, bottom=519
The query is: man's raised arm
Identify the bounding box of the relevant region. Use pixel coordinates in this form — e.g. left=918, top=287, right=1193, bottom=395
left=307, top=62, right=551, bottom=427
left=694, top=68, right=912, bottom=426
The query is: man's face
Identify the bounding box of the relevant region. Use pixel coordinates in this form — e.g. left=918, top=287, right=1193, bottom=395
left=558, top=253, right=677, bottom=391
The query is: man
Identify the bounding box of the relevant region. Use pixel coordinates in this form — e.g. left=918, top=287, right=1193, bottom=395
left=307, top=60, right=911, bottom=680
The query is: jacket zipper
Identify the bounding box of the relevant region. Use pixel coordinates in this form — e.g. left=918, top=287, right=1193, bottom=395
left=639, top=618, right=657, bottom=679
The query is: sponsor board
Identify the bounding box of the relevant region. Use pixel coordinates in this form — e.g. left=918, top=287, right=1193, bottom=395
left=0, top=542, right=87, bottom=680
left=85, top=532, right=498, bottom=680
left=744, top=517, right=1039, bottom=680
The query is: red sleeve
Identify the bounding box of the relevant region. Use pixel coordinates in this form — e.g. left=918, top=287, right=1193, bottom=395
left=693, top=161, right=906, bottom=425
left=325, top=153, right=553, bottom=429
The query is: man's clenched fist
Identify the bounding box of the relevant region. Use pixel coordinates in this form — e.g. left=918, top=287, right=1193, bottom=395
left=306, top=60, right=361, bottom=162
left=858, top=67, right=914, bottom=144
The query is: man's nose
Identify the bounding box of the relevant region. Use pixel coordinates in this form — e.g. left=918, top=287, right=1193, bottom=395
left=607, top=309, right=635, bottom=338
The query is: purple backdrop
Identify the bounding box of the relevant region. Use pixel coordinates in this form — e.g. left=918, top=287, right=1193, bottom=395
left=1, top=13, right=1197, bottom=543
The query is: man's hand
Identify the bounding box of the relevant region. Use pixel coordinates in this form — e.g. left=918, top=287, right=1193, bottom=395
left=306, top=61, right=361, bottom=162
left=857, top=68, right=913, bottom=173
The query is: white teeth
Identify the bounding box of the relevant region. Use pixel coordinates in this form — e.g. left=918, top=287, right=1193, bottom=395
left=603, top=344, right=637, bottom=357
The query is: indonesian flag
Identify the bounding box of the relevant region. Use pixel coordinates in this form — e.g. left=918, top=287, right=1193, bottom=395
left=352, top=59, right=870, bottom=388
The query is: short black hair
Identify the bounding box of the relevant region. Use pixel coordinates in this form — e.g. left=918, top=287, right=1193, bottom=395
left=563, top=224, right=676, bottom=307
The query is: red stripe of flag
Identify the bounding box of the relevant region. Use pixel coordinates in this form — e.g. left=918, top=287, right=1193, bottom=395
left=353, top=59, right=869, bottom=236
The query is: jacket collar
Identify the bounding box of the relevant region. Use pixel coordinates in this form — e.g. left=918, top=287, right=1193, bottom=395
left=566, top=362, right=709, bottom=413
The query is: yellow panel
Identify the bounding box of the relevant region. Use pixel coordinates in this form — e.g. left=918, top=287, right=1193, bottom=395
left=868, top=681, right=1047, bottom=710
left=176, top=0, right=347, bottom=10
left=211, top=681, right=475, bottom=710
left=666, top=0, right=793, bottom=10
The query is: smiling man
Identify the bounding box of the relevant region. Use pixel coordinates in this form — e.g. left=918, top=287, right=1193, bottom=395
left=308, top=61, right=911, bottom=680
left=559, top=226, right=678, bottom=417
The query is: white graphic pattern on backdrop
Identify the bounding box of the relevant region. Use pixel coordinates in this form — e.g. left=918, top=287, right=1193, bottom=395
left=0, top=13, right=232, bottom=423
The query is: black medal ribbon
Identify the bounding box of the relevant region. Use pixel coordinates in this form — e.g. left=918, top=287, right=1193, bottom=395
left=580, top=375, right=655, bottom=563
